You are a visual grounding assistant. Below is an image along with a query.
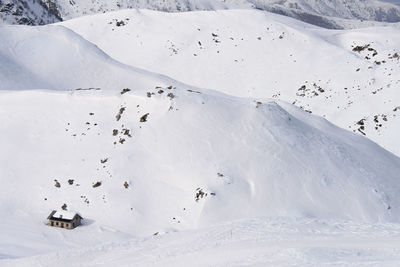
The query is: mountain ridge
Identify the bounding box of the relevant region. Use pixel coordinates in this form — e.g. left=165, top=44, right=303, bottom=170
left=2, top=0, right=400, bottom=28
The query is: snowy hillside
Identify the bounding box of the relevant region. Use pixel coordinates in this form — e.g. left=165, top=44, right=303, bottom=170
left=0, top=25, right=178, bottom=91
left=2, top=0, right=400, bottom=28
left=1, top=22, right=400, bottom=265
left=61, top=9, right=400, bottom=156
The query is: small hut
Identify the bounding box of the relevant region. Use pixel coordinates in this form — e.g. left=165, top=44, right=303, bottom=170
left=47, top=210, right=82, bottom=229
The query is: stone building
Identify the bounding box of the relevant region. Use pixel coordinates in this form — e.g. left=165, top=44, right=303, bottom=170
left=47, top=210, right=82, bottom=229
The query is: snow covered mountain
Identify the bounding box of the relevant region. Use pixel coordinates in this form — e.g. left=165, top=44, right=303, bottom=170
left=2, top=0, right=400, bottom=28
left=1, top=20, right=400, bottom=264
left=61, top=9, right=400, bottom=157
left=2, top=6, right=400, bottom=266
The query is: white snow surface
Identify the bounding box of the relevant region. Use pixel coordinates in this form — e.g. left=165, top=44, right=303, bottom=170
left=52, top=210, right=80, bottom=220
left=0, top=24, right=178, bottom=91
left=61, top=9, right=400, bottom=156
left=3, top=218, right=400, bottom=266
left=1, top=9, right=400, bottom=266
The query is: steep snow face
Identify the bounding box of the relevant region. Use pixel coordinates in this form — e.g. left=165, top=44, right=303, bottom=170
left=61, top=9, right=400, bottom=156
left=0, top=0, right=61, bottom=25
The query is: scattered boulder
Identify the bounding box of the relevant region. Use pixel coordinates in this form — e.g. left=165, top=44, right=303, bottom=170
left=116, top=20, right=125, bottom=27
left=122, top=129, right=132, bottom=137
left=116, top=107, right=126, bottom=121
left=92, top=181, right=102, bottom=188
left=54, top=180, right=60, bottom=188
left=389, top=52, right=399, bottom=59
left=121, top=88, right=131, bottom=95
left=195, top=188, right=206, bottom=202
left=140, top=113, right=149, bottom=122
left=67, top=179, right=74, bottom=185
left=356, top=119, right=365, bottom=126
left=61, top=203, right=67, bottom=210
left=352, top=44, right=370, bottom=53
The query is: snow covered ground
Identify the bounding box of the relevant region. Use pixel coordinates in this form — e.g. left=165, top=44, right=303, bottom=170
left=1, top=7, right=400, bottom=267
left=3, top=218, right=400, bottom=266
left=61, top=9, right=400, bottom=156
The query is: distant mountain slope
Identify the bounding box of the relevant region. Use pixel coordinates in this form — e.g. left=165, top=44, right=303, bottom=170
left=1, top=24, right=400, bottom=259
left=43, top=0, right=250, bottom=20
left=0, top=0, right=61, bottom=25
left=249, top=0, right=400, bottom=28
left=2, top=0, right=400, bottom=28
left=61, top=9, right=400, bottom=156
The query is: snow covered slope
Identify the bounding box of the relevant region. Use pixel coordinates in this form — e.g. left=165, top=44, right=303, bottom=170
left=2, top=81, right=400, bottom=258
left=0, top=24, right=177, bottom=91
left=1, top=12, right=400, bottom=265
left=61, top=9, right=400, bottom=156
